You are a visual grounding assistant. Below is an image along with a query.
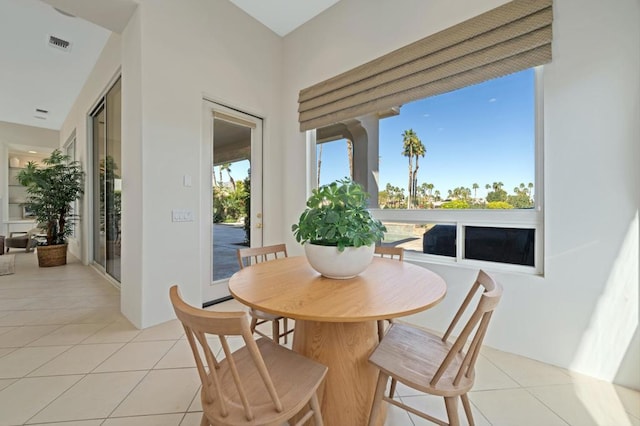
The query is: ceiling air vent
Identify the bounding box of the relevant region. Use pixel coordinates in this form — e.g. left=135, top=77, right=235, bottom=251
left=34, top=108, right=48, bottom=120
left=48, top=35, right=72, bottom=52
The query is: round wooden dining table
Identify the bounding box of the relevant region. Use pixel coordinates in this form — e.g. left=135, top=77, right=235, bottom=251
left=228, top=255, right=447, bottom=426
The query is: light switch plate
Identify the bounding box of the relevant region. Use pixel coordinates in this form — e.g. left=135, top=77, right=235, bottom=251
left=172, top=209, right=194, bottom=222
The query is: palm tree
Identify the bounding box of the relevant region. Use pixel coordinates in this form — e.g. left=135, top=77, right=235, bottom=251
left=221, top=163, right=235, bottom=191
left=401, top=129, right=417, bottom=208
left=472, top=183, right=479, bottom=200
left=401, top=129, right=425, bottom=209
left=425, top=182, right=434, bottom=206
left=412, top=141, right=426, bottom=207
left=486, top=181, right=507, bottom=202
left=317, top=144, right=323, bottom=186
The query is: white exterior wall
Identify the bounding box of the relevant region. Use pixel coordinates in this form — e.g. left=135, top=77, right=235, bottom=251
left=282, top=0, right=640, bottom=388
left=120, top=0, right=283, bottom=327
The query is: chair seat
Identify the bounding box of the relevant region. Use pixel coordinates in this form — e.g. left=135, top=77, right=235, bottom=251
left=204, top=338, right=327, bottom=425
left=369, top=323, right=474, bottom=397
left=249, top=308, right=282, bottom=321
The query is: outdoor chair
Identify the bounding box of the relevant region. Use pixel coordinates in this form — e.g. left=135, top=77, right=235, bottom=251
left=236, top=244, right=294, bottom=344
left=169, top=286, right=327, bottom=426
left=5, top=228, right=39, bottom=253
left=374, top=245, right=404, bottom=341
left=367, top=270, right=502, bottom=426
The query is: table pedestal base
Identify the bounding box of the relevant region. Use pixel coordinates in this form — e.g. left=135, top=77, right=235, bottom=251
left=293, top=319, right=386, bottom=426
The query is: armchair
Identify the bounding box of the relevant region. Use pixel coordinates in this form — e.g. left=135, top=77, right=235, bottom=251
left=5, top=228, right=39, bottom=253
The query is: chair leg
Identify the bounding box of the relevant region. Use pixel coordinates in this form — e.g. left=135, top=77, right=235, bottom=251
left=444, top=396, right=461, bottom=426
left=199, top=413, right=210, bottom=426
left=461, top=393, right=475, bottom=426
left=310, top=391, right=323, bottom=426
left=272, top=319, right=280, bottom=344
left=250, top=317, right=258, bottom=333
left=283, top=317, right=289, bottom=344
left=368, top=372, right=389, bottom=426
left=388, top=378, right=397, bottom=398
left=377, top=320, right=385, bottom=342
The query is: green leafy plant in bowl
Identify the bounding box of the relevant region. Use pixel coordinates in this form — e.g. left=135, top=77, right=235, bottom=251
left=292, top=178, right=386, bottom=252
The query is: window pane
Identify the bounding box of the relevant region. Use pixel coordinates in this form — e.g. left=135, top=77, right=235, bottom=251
left=381, top=222, right=456, bottom=258
left=422, top=224, right=456, bottom=257
left=464, top=226, right=534, bottom=266
left=317, top=138, right=352, bottom=186
left=378, top=68, right=535, bottom=210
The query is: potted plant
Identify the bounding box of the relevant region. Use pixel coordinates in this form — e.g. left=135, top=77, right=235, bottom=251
left=292, top=178, right=386, bottom=279
left=17, top=149, right=84, bottom=267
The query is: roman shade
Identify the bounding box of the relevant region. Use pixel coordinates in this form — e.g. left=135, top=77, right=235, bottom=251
left=298, top=0, right=552, bottom=131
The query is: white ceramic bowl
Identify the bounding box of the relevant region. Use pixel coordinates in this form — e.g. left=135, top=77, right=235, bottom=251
left=304, top=243, right=375, bottom=279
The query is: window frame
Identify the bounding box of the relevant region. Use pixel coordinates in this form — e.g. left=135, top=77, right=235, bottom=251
left=63, top=131, right=78, bottom=240
left=308, top=67, right=545, bottom=275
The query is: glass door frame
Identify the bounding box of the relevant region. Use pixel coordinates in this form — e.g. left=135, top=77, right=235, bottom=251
left=200, top=99, right=263, bottom=305
left=89, top=76, right=122, bottom=283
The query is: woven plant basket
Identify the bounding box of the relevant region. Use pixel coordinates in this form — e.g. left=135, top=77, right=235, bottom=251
left=37, top=244, right=68, bottom=267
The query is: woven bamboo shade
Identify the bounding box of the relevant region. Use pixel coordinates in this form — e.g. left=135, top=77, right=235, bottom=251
left=298, top=0, right=552, bottom=131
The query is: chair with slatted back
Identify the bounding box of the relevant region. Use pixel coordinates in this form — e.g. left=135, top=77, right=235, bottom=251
left=367, top=270, right=502, bottom=426
left=236, top=244, right=294, bottom=344
left=169, top=286, right=327, bottom=426
left=374, top=245, right=404, bottom=341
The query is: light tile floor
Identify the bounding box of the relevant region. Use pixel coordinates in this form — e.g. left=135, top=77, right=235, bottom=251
left=0, top=252, right=638, bottom=425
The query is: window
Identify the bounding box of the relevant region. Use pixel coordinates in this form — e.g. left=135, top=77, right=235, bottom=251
left=313, top=67, right=544, bottom=274
left=316, top=138, right=353, bottom=186
left=300, top=1, right=551, bottom=274
left=378, top=69, right=535, bottom=211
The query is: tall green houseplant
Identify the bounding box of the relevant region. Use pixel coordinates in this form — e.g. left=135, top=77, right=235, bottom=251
left=18, top=149, right=84, bottom=246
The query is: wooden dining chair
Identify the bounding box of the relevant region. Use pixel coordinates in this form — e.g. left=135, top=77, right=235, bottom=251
left=367, top=270, right=502, bottom=426
left=374, top=245, right=404, bottom=341
left=374, top=245, right=404, bottom=261
left=236, top=244, right=294, bottom=344
left=169, top=286, right=327, bottom=426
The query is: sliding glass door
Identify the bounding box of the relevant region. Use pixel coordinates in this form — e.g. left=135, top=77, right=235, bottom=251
left=91, top=77, right=122, bottom=281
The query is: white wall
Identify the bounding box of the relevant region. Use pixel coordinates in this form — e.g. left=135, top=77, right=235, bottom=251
left=58, top=33, right=122, bottom=262
left=282, top=0, right=640, bottom=389
left=121, top=8, right=143, bottom=328
left=120, top=0, right=283, bottom=327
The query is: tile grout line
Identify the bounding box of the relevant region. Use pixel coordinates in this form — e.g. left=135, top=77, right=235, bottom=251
left=478, top=351, right=534, bottom=389
left=101, top=337, right=184, bottom=421
left=521, top=386, right=572, bottom=426
left=22, top=373, right=87, bottom=425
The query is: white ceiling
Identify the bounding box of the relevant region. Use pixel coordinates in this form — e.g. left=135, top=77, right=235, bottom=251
left=0, top=0, right=339, bottom=131
left=0, top=0, right=112, bottom=130
left=228, top=0, right=341, bottom=36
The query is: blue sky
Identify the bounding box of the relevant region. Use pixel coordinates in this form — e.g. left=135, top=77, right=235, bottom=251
left=318, top=68, right=535, bottom=199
